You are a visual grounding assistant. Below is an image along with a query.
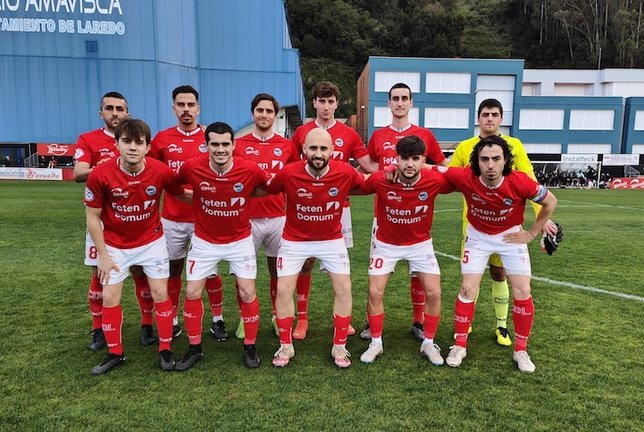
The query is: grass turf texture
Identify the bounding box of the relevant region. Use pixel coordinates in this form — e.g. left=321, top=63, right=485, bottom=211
left=0, top=181, right=642, bottom=431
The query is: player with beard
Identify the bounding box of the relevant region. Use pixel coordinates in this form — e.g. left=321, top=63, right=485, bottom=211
left=267, top=128, right=366, bottom=368
left=150, top=86, right=227, bottom=342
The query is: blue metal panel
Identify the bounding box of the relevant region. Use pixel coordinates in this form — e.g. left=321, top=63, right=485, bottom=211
left=517, top=96, right=623, bottom=153
left=623, top=98, right=644, bottom=153
left=0, top=0, right=304, bottom=145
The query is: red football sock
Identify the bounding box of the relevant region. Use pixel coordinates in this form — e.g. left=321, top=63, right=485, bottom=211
left=88, top=274, right=103, bottom=330
left=454, top=295, right=475, bottom=348
left=423, top=313, right=440, bottom=341
left=367, top=313, right=385, bottom=339
left=167, top=275, right=182, bottom=319
left=269, top=276, right=278, bottom=316
left=276, top=316, right=294, bottom=344
left=333, top=314, right=352, bottom=345
left=154, top=298, right=174, bottom=352
left=296, top=273, right=311, bottom=320
left=183, top=298, right=204, bottom=346
left=205, top=275, right=223, bottom=317
left=240, top=297, right=260, bottom=345
left=513, top=297, right=535, bottom=352
left=133, top=274, right=154, bottom=326
left=410, top=277, right=425, bottom=324
left=102, top=305, right=123, bottom=355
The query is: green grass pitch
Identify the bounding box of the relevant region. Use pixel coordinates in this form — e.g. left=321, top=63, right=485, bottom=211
left=0, top=181, right=642, bottom=431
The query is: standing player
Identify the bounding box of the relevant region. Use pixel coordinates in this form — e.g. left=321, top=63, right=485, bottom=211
left=150, top=85, right=227, bottom=341
left=85, top=119, right=190, bottom=374
left=359, top=136, right=453, bottom=365
left=233, top=93, right=300, bottom=337
left=364, top=82, right=449, bottom=341
left=73, top=92, right=157, bottom=350
left=290, top=81, right=376, bottom=339
left=436, top=136, right=557, bottom=373
left=173, top=122, right=271, bottom=370
left=450, top=98, right=557, bottom=346
left=268, top=128, right=366, bottom=368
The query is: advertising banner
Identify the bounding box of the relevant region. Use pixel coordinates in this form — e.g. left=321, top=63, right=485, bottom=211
left=0, top=167, right=63, bottom=180
left=609, top=177, right=644, bottom=189
left=37, top=143, right=76, bottom=157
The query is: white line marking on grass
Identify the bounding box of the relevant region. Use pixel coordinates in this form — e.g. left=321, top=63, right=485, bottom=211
left=557, top=199, right=644, bottom=211
left=434, top=208, right=462, bottom=213
left=435, top=251, right=644, bottom=302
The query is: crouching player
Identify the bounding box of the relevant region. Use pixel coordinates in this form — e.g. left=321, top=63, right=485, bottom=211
left=85, top=119, right=192, bottom=375
left=359, top=135, right=453, bottom=365
left=436, top=135, right=557, bottom=373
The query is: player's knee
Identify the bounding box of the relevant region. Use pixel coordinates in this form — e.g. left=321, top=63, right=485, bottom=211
left=460, top=284, right=478, bottom=300
left=512, top=285, right=531, bottom=300
left=489, top=265, right=506, bottom=281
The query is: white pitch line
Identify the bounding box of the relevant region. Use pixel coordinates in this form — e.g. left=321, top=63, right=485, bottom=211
left=556, top=199, right=644, bottom=211
left=434, top=251, right=644, bottom=302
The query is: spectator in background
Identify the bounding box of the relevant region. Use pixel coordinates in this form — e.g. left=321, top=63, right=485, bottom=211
left=4, top=155, right=12, bottom=166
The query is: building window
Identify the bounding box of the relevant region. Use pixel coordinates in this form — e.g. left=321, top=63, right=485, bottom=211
left=425, top=73, right=470, bottom=94
left=553, top=83, right=591, bottom=96
left=523, top=143, right=563, bottom=154
left=522, top=83, right=541, bottom=96
left=634, top=111, right=644, bottom=130
left=567, top=144, right=613, bottom=153
left=569, top=110, right=614, bottom=130
left=374, top=72, right=421, bottom=93
left=424, top=108, right=469, bottom=128
left=519, top=109, right=565, bottom=130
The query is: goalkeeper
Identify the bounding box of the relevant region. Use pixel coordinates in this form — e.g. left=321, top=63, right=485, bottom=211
left=450, top=99, right=560, bottom=347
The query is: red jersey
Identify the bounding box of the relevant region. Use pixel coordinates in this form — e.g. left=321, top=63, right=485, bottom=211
left=150, top=126, right=208, bottom=223
left=292, top=120, right=368, bottom=162
left=177, top=156, right=270, bottom=244
left=360, top=169, right=453, bottom=245
left=434, top=166, right=547, bottom=234
left=74, top=128, right=118, bottom=167
left=233, top=133, right=300, bottom=218
left=368, top=124, right=445, bottom=169
left=266, top=160, right=364, bottom=242
left=84, top=157, right=184, bottom=249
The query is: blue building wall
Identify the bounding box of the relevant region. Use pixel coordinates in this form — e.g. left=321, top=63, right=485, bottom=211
left=624, top=98, right=644, bottom=154
left=0, top=0, right=304, bottom=143
left=517, top=96, right=624, bottom=154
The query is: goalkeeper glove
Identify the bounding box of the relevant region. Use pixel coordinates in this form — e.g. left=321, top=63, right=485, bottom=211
left=541, top=222, right=563, bottom=255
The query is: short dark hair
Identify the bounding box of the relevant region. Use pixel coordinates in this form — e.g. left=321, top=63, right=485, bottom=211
left=115, top=119, right=151, bottom=144
left=312, top=81, right=340, bottom=100
left=477, top=98, right=503, bottom=117
left=251, top=93, right=279, bottom=113
left=388, top=83, right=412, bottom=100
left=470, top=135, right=514, bottom=176
left=100, top=92, right=127, bottom=110
left=396, top=135, right=426, bottom=158
left=172, top=85, right=199, bottom=101
left=205, top=122, right=234, bottom=143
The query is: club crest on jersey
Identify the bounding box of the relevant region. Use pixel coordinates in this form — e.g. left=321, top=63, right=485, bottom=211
left=273, top=148, right=282, bottom=157
left=503, top=198, right=513, bottom=206
left=146, top=186, right=157, bottom=196
left=74, top=148, right=85, bottom=160
left=383, top=141, right=396, bottom=151
left=297, top=188, right=313, bottom=199
left=245, top=146, right=260, bottom=156
left=418, top=191, right=428, bottom=201
left=167, top=144, right=183, bottom=153
left=334, top=138, right=344, bottom=148
left=84, top=187, right=94, bottom=201
left=328, top=187, right=339, bottom=197
left=199, top=181, right=216, bottom=192
left=111, top=187, right=129, bottom=198
left=386, top=191, right=402, bottom=202
left=199, top=143, right=207, bottom=153
left=233, top=182, right=244, bottom=192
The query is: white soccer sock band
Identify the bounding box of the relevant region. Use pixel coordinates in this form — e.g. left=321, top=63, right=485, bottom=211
left=458, top=294, right=475, bottom=303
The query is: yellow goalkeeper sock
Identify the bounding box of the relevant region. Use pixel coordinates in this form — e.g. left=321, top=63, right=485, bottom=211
left=492, top=280, right=509, bottom=329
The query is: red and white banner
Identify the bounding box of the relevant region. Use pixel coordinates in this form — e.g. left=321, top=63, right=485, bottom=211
left=0, top=167, right=63, bottom=181
left=602, top=154, right=640, bottom=166
left=37, top=143, right=76, bottom=157
left=609, top=177, right=644, bottom=189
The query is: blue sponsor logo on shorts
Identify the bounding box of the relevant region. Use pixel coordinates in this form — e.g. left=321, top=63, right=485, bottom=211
left=418, top=191, right=428, bottom=201
left=233, top=182, right=244, bottom=192
left=146, top=186, right=157, bottom=196
left=329, top=187, right=339, bottom=196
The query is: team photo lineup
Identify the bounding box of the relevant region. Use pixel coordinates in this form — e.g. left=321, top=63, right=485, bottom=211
left=79, top=81, right=564, bottom=376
